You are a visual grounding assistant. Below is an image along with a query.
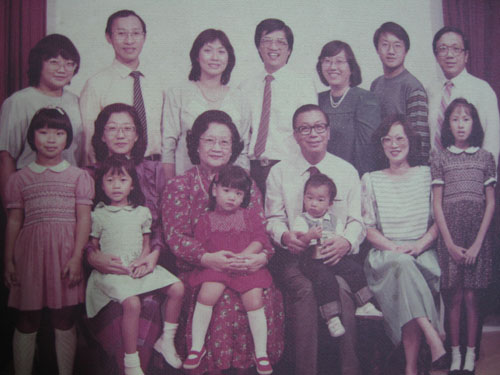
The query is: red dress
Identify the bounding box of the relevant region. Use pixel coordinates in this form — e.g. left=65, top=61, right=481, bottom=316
left=162, top=166, right=284, bottom=373
left=190, top=208, right=273, bottom=292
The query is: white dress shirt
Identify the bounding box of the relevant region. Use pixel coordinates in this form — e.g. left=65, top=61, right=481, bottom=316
left=427, top=69, right=500, bottom=165
left=80, top=59, right=165, bottom=163
left=265, top=151, right=365, bottom=253
left=162, top=81, right=251, bottom=174
left=239, top=65, right=317, bottom=160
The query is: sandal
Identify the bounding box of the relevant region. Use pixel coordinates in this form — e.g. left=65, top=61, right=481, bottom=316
left=183, top=347, right=206, bottom=370
left=254, top=354, right=273, bottom=375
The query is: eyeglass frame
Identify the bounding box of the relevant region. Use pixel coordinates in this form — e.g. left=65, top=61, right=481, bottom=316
left=104, top=124, right=137, bottom=136
left=260, top=37, right=289, bottom=49
left=112, top=31, right=146, bottom=41
left=381, top=135, right=408, bottom=147
left=294, top=123, right=329, bottom=135
left=46, top=57, right=77, bottom=71
left=435, top=45, right=466, bottom=57
left=199, top=137, right=232, bottom=149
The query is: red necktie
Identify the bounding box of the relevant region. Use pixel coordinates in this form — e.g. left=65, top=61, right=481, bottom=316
left=254, top=74, right=274, bottom=158
left=434, top=81, right=454, bottom=150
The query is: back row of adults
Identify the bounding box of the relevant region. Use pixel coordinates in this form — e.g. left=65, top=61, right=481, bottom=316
left=0, top=9, right=498, bottom=375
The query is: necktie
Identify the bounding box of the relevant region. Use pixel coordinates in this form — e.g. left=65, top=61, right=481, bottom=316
left=434, top=81, right=454, bottom=150
left=130, top=71, right=148, bottom=146
left=307, top=166, right=320, bottom=176
left=254, top=74, right=274, bottom=158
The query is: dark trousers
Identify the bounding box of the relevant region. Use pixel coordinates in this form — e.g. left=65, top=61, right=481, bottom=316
left=270, top=247, right=360, bottom=375
left=250, top=159, right=280, bottom=198
left=301, top=255, right=372, bottom=320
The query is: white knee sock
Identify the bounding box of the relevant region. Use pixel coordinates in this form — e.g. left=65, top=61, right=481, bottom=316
left=124, top=351, right=144, bottom=375
left=247, top=307, right=268, bottom=358
left=190, top=302, right=213, bottom=352
left=154, top=322, right=181, bottom=368
left=13, top=329, right=37, bottom=375
left=55, top=326, right=77, bottom=375
left=450, top=346, right=461, bottom=371
left=463, top=346, right=475, bottom=371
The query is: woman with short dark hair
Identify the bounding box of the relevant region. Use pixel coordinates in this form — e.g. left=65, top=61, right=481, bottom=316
left=163, top=110, right=284, bottom=374
left=0, top=34, right=83, bottom=203
left=162, top=29, right=250, bottom=179
left=317, top=40, right=381, bottom=175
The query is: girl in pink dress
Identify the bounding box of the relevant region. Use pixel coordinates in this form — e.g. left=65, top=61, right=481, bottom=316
left=183, top=165, right=273, bottom=375
left=4, top=107, right=94, bottom=375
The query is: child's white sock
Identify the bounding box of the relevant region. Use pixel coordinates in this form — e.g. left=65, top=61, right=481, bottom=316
left=153, top=322, right=181, bottom=368
left=55, top=326, right=77, bottom=375
left=124, top=351, right=144, bottom=375
left=13, top=329, right=37, bottom=375
left=463, top=346, right=475, bottom=372
left=247, top=307, right=268, bottom=358
left=450, top=346, right=461, bottom=371
left=190, top=302, right=213, bottom=353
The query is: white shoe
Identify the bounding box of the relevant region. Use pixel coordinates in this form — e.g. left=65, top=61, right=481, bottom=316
left=355, top=302, right=383, bottom=319
left=153, top=336, right=182, bottom=369
left=327, top=317, right=345, bottom=337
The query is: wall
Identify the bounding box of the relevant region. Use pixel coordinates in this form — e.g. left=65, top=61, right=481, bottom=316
left=46, top=0, right=444, bottom=96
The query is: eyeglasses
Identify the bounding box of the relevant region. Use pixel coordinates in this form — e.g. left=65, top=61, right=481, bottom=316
left=381, top=136, right=408, bottom=146
left=261, top=38, right=288, bottom=49
left=295, top=123, right=328, bottom=135
left=200, top=137, right=231, bottom=149
left=104, top=124, right=137, bottom=136
left=112, top=31, right=145, bottom=41
left=379, top=41, right=405, bottom=53
left=321, top=57, right=348, bottom=67
left=436, top=45, right=465, bottom=57
left=46, top=58, right=77, bottom=71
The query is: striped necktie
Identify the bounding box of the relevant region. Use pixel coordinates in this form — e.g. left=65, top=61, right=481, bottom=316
left=254, top=74, right=275, bottom=158
left=434, top=80, right=454, bottom=150
left=130, top=71, right=148, bottom=146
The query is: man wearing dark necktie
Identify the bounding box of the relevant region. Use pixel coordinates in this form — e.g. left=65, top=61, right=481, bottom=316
left=80, top=9, right=165, bottom=165
left=266, top=104, right=365, bottom=375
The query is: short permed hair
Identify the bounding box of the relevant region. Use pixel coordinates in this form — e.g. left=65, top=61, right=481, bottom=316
left=208, top=165, right=252, bottom=210
left=188, top=29, right=235, bottom=85
left=186, top=110, right=243, bottom=165
left=441, top=98, right=483, bottom=148
left=304, top=173, right=337, bottom=204
left=316, top=40, right=362, bottom=87
left=373, top=22, right=410, bottom=51
left=94, top=155, right=145, bottom=208
left=92, top=103, right=146, bottom=165
left=372, top=114, right=423, bottom=168
left=105, top=9, right=146, bottom=36
left=27, top=107, right=73, bottom=151
left=28, top=34, right=80, bottom=87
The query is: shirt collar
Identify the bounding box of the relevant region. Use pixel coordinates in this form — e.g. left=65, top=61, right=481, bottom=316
left=304, top=211, right=331, bottom=222
left=96, top=201, right=135, bottom=212
left=260, top=63, right=289, bottom=81
left=112, top=59, right=146, bottom=79
left=444, top=68, right=468, bottom=87
left=447, top=145, right=479, bottom=154
left=28, top=160, right=70, bottom=173
left=295, top=153, right=330, bottom=176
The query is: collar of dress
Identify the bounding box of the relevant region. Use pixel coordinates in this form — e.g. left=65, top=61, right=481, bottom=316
left=28, top=160, right=70, bottom=173
left=447, top=145, right=479, bottom=154
left=95, top=201, right=135, bottom=212
left=303, top=211, right=331, bottom=222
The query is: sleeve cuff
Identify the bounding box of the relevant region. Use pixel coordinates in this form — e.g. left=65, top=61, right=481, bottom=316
left=431, top=179, right=444, bottom=185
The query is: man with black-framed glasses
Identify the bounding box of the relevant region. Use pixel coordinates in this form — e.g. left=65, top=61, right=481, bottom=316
left=428, top=26, right=499, bottom=165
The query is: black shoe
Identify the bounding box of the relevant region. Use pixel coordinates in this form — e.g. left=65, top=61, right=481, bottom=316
left=461, top=370, right=474, bottom=375
left=448, top=370, right=462, bottom=375
left=431, top=353, right=448, bottom=370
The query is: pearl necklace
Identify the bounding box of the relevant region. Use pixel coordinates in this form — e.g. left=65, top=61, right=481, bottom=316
left=329, top=87, right=350, bottom=108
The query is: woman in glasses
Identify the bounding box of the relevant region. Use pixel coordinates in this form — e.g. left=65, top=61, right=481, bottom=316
left=162, top=29, right=250, bottom=179
left=0, top=34, right=83, bottom=204
left=316, top=40, right=381, bottom=176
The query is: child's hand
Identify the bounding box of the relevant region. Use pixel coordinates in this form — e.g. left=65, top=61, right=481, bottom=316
left=310, top=226, right=323, bottom=240
left=129, top=252, right=158, bottom=278
left=131, top=264, right=148, bottom=278
left=464, top=243, right=481, bottom=265
left=4, top=261, right=19, bottom=288
left=447, top=243, right=466, bottom=264
left=62, top=256, right=83, bottom=286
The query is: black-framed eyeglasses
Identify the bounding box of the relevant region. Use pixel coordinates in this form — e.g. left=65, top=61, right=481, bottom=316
left=436, top=45, right=465, bottom=57
left=295, top=123, right=328, bottom=135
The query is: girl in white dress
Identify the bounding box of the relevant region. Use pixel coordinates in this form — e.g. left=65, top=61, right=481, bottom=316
left=86, top=155, right=184, bottom=374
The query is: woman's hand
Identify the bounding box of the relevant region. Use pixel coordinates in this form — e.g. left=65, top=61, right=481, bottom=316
left=447, top=243, right=467, bottom=264
left=62, top=256, right=83, bottom=286
left=317, top=236, right=351, bottom=265
left=130, top=251, right=159, bottom=278
left=201, top=251, right=241, bottom=272
left=464, top=243, right=481, bottom=266
left=88, top=249, right=130, bottom=275
left=235, top=253, right=267, bottom=273
left=4, top=260, right=18, bottom=288
left=394, top=243, right=422, bottom=257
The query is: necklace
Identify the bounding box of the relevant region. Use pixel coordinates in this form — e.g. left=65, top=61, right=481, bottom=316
left=196, top=166, right=209, bottom=195
left=329, top=87, right=350, bottom=108
left=196, top=82, right=225, bottom=103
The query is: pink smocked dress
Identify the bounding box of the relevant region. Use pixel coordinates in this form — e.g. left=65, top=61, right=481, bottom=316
left=190, top=207, right=272, bottom=292
left=5, top=161, right=94, bottom=310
